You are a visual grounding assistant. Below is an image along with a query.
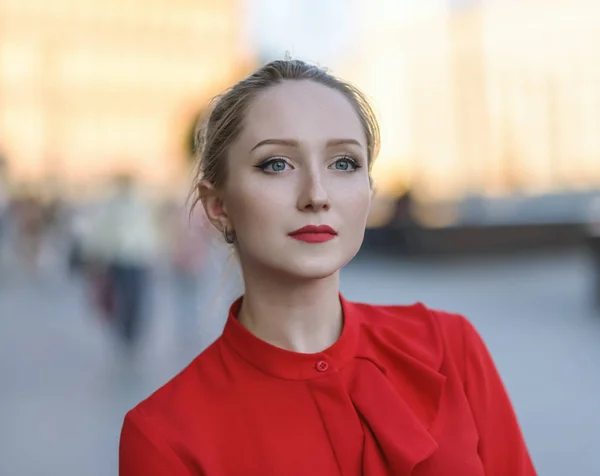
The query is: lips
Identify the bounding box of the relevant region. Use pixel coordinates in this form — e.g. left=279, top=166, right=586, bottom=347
left=289, top=225, right=337, bottom=243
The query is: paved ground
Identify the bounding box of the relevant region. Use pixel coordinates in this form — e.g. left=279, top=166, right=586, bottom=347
left=1, top=246, right=600, bottom=475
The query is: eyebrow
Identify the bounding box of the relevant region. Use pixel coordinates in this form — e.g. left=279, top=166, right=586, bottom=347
left=250, top=138, right=363, bottom=151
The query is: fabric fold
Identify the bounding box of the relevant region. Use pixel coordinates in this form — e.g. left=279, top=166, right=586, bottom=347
left=349, top=358, right=446, bottom=475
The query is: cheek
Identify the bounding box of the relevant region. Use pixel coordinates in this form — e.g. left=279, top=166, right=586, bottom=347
left=338, top=182, right=372, bottom=222
left=226, top=180, right=290, bottom=232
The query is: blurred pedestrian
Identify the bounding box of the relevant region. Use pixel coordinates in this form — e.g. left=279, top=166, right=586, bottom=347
left=168, top=198, right=208, bottom=344
left=392, top=188, right=418, bottom=252
left=120, top=59, right=536, bottom=475
left=66, top=204, right=88, bottom=276
left=37, top=192, right=67, bottom=274
left=83, top=173, right=160, bottom=356
left=13, top=192, right=45, bottom=275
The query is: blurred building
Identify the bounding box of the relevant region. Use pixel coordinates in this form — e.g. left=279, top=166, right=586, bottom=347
left=0, top=0, right=251, bottom=195
left=346, top=0, right=600, bottom=221
left=3, top=0, right=600, bottom=216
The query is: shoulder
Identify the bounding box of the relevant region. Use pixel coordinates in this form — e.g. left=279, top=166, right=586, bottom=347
left=348, top=299, right=473, bottom=370
left=119, top=343, right=227, bottom=474
left=124, top=338, right=228, bottom=431
left=352, top=299, right=471, bottom=343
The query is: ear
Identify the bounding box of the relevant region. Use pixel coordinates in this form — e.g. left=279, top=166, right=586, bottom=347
left=198, top=180, right=231, bottom=232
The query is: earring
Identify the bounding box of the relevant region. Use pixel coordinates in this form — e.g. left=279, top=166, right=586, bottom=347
left=223, top=226, right=236, bottom=244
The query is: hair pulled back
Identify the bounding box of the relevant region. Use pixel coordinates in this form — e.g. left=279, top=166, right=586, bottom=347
left=190, top=59, right=380, bottom=209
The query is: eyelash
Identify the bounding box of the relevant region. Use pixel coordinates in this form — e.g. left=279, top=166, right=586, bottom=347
left=255, top=156, right=362, bottom=174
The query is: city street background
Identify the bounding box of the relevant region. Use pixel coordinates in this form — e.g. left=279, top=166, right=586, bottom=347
left=1, top=245, right=599, bottom=475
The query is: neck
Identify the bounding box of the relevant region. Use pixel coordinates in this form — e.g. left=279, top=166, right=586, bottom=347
left=237, top=267, right=343, bottom=354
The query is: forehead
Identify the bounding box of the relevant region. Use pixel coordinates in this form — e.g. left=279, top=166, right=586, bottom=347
left=239, top=80, right=366, bottom=146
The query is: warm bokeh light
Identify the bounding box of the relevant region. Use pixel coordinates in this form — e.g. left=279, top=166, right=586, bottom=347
left=0, top=0, right=251, bottom=195
left=2, top=0, right=600, bottom=205
left=343, top=0, right=600, bottom=202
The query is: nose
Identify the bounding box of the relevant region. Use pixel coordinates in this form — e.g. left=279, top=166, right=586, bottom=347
left=297, top=171, right=331, bottom=212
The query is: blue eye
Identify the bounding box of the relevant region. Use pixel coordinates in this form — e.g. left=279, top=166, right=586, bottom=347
left=256, top=158, right=292, bottom=173
left=330, top=156, right=361, bottom=172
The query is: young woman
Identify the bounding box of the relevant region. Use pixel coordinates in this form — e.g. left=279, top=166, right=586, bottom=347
left=119, top=59, right=536, bottom=475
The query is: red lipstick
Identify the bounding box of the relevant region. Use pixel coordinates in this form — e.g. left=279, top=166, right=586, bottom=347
left=288, top=225, right=337, bottom=243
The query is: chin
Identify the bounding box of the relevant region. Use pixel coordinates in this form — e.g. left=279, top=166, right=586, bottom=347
left=288, top=260, right=341, bottom=280
left=242, top=240, right=363, bottom=282
left=281, top=249, right=359, bottom=281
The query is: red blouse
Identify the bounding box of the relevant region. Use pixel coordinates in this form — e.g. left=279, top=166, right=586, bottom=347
left=119, top=296, right=536, bottom=475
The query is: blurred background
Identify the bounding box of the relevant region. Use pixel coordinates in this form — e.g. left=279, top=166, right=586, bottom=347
left=1, top=0, right=600, bottom=474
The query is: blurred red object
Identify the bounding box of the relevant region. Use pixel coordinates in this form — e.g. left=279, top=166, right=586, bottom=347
left=88, top=269, right=115, bottom=321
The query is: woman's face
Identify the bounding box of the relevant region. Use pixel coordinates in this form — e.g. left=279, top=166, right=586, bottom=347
left=210, top=80, right=372, bottom=280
